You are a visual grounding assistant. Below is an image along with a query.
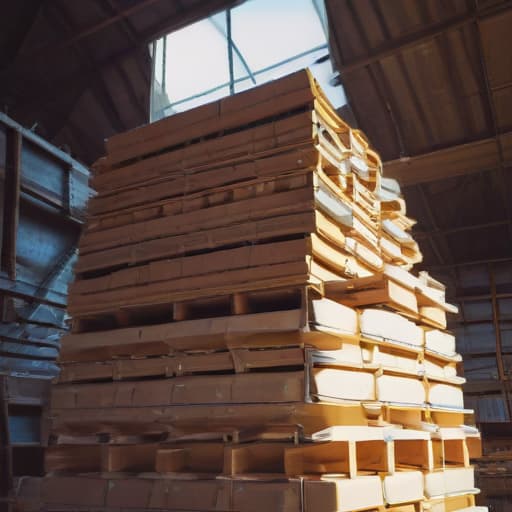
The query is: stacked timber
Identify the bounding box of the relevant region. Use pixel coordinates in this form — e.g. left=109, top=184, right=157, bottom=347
left=16, top=70, right=486, bottom=512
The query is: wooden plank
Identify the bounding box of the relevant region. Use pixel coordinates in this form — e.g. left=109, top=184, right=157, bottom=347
left=104, top=70, right=314, bottom=167
left=87, top=147, right=318, bottom=232
left=0, top=376, right=12, bottom=501
left=101, top=444, right=158, bottom=472
left=326, top=276, right=419, bottom=315
left=58, top=351, right=234, bottom=383
left=68, top=262, right=309, bottom=323
left=310, top=367, right=376, bottom=402
left=394, top=439, right=436, bottom=471
left=71, top=226, right=373, bottom=317
left=466, top=436, right=482, bottom=459
left=443, top=438, right=469, bottom=466
left=75, top=210, right=316, bottom=274
left=79, top=176, right=313, bottom=255
left=51, top=371, right=306, bottom=409
left=224, top=442, right=290, bottom=475
left=59, top=295, right=360, bottom=362
left=48, top=402, right=369, bottom=438
left=71, top=238, right=310, bottom=296
left=59, top=309, right=308, bottom=361
left=59, top=347, right=304, bottom=384
left=18, top=474, right=233, bottom=511
left=230, top=347, right=304, bottom=373
left=69, top=261, right=310, bottom=318
left=285, top=441, right=352, bottom=476
left=285, top=439, right=391, bottom=477
left=90, top=143, right=317, bottom=217
left=91, top=111, right=314, bottom=203
left=156, top=442, right=224, bottom=473
left=420, top=306, right=447, bottom=329
left=45, top=445, right=102, bottom=473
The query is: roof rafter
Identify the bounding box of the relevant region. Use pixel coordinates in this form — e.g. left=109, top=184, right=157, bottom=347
left=337, top=0, right=512, bottom=76
left=384, top=131, right=512, bottom=186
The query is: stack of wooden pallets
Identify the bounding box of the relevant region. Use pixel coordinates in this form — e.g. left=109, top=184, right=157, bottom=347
left=16, top=70, right=486, bottom=512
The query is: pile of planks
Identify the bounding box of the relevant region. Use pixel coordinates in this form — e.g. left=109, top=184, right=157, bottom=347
left=16, top=70, right=486, bottom=512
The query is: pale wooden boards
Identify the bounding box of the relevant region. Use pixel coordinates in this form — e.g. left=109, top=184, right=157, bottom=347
left=21, top=69, right=479, bottom=512
left=103, top=69, right=315, bottom=168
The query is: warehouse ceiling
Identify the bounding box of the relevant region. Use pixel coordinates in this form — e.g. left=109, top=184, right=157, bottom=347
left=0, top=0, right=241, bottom=164
left=0, top=0, right=509, bottom=269
left=325, top=0, right=512, bottom=269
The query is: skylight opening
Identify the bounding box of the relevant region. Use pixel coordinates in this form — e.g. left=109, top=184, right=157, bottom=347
left=150, top=0, right=346, bottom=121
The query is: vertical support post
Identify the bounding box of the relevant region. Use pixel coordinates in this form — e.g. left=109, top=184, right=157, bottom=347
left=0, top=376, right=12, bottom=511
left=63, top=164, right=72, bottom=215
left=1, top=129, right=21, bottom=279
left=149, top=40, right=157, bottom=122
left=347, top=440, right=357, bottom=479
left=488, top=263, right=511, bottom=419
left=226, top=9, right=235, bottom=95
left=161, top=35, right=167, bottom=94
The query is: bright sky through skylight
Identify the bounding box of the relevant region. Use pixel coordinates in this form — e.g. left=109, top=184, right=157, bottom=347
left=151, top=0, right=346, bottom=119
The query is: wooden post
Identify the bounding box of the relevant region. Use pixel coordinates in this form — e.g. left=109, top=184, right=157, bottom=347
left=0, top=376, right=12, bottom=511
left=1, top=129, right=21, bottom=279
left=489, top=263, right=511, bottom=420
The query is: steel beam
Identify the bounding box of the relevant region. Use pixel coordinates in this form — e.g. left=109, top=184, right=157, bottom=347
left=0, top=129, right=21, bottom=279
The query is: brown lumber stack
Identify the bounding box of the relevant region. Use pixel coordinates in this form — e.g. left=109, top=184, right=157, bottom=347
left=16, top=70, right=486, bottom=512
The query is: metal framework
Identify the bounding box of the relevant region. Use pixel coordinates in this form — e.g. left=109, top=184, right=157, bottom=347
left=152, top=0, right=330, bottom=119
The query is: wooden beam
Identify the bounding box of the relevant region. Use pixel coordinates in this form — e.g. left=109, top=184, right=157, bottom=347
left=1, top=129, right=21, bottom=279
left=489, top=264, right=506, bottom=381
left=143, top=0, right=243, bottom=45
left=0, top=376, right=12, bottom=501
left=488, top=263, right=511, bottom=419
left=414, top=219, right=510, bottom=239
left=101, top=0, right=140, bottom=46
left=384, top=131, right=512, bottom=186
left=427, top=256, right=512, bottom=271
left=23, top=0, right=163, bottom=59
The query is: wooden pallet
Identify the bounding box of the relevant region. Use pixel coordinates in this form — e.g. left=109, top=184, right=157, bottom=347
left=61, top=289, right=365, bottom=362
left=45, top=428, right=468, bottom=478
left=46, top=400, right=473, bottom=443
left=102, top=70, right=315, bottom=169
left=80, top=172, right=314, bottom=258
left=90, top=112, right=315, bottom=215
left=14, top=473, right=430, bottom=512
left=91, top=145, right=318, bottom=226
left=58, top=346, right=305, bottom=384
